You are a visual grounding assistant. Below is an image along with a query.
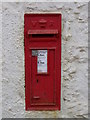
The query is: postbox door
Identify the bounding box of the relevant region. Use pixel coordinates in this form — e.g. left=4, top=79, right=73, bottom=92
left=31, top=49, right=56, bottom=105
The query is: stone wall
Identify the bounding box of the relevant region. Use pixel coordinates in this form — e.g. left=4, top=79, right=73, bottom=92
left=0, top=2, right=2, bottom=120
left=2, top=2, right=88, bottom=118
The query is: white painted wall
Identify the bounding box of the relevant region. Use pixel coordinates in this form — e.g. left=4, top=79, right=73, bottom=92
left=0, top=2, right=2, bottom=120
left=2, top=2, right=88, bottom=118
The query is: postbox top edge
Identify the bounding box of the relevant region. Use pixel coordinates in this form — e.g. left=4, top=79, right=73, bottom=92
left=24, top=12, right=62, bottom=17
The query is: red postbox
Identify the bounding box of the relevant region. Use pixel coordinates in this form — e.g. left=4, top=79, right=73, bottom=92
left=24, top=14, right=61, bottom=110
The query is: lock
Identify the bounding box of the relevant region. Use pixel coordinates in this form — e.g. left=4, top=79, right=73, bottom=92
left=36, top=79, right=38, bottom=83
left=24, top=13, right=62, bottom=110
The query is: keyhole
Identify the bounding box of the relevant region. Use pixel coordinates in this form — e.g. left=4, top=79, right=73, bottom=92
left=37, top=79, right=38, bottom=83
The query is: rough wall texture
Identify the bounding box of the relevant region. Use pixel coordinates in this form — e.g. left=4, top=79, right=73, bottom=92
left=0, top=2, right=2, bottom=120
left=2, top=2, right=88, bottom=118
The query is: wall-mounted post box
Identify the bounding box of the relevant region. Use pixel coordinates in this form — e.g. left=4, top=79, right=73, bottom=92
left=24, top=14, right=61, bottom=110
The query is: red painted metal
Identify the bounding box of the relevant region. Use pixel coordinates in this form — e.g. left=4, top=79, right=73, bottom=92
left=28, top=30, right=58, bottom=34
left=24, top=14, right=61, bottom=110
